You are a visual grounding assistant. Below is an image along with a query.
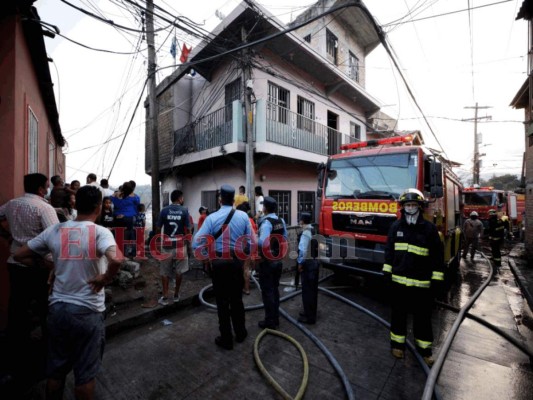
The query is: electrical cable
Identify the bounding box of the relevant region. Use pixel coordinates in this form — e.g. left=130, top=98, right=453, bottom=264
left=107, top=80, right=147, bottom=180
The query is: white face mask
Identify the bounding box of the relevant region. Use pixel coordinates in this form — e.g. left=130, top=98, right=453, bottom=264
left=403, top=204, right=419, bottom=215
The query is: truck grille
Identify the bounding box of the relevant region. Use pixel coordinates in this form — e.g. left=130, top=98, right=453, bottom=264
left=331, top=213, right=397, bottom=236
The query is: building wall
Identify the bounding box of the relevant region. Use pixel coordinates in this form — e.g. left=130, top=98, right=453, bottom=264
left=525, top=108, right=533, bottom=260
left=0, top=14, right=65, bottom=330
left=164, top=158, right=318, bottom=227
left=292, top=14, right=367, bottom=87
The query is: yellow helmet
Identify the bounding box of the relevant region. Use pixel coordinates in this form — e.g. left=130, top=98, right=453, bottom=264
left=399, top=188, right=425, bottom=205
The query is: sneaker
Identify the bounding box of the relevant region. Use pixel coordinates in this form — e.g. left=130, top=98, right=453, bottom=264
left=214, top=336, right=233, bottom=350
left=258, top=320, right=279, bottom=329
left=173, top=295, right=180, bottom=303
left=391, top=348, right=404, bottom=359
left=423, top=356, right=434, bottom=367
left=158, top=297, right=169, bottom=306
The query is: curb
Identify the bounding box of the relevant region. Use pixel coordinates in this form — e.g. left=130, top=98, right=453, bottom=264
left=104, top=293, right=206, bottom=338
left=508, top=258, right=533, bottom=312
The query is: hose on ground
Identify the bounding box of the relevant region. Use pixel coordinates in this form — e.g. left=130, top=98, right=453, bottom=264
left=318, top=287, right=442, bottom=400
left=253, top=328, right=309, bottom=400
left=435, top=300, right=533, bottom=360
left=421, top=252, right=495, bottom=400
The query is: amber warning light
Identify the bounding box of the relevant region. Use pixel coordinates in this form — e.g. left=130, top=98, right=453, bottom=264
left=340, top=134, right=413, bottom=151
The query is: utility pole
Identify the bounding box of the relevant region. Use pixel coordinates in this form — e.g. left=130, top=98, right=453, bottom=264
left=463, top=103, right=491, bottom=185
left=242, top=27, right=255, bottom=214
left=146, top=0, right=161, bottom=228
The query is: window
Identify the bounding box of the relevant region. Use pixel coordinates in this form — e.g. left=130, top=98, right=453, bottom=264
left=269, top=190, right=291, bottom=224
left=48, top=139, right=55, bottom=179
left=225, top=78, right=241, bottom=121
left=349, top=51, right=359, bottom=82
left=201, top=190, right=219, bottom=214
left=297, top=191, right=315, bottom=223
left=326, top=29, right=338, bottom=65
left=350, top=122, right=361, bottom=142
left=303, top=34, right=311, bottom=43
left=297, top=96, right=315, bottom=132
left=267, top=82, right=290, bottom=124
left=28, top=108, right=38, bottom=173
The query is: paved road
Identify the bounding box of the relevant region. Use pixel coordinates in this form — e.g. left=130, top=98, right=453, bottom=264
left=15, top=253, right=533, bottom=399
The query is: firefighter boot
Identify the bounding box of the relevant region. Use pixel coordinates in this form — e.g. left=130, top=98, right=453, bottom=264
left=423, top=356, right=435, bottom=367
left=391, top=348, right=404, bottom=359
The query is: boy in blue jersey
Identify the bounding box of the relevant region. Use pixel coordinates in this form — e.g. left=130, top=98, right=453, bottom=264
left=156, top=190, right=190, bottom=305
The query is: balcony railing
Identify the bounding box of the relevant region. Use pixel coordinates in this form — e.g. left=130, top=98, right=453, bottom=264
left=266, top=102, right=331, bottom=156
left=174, top=104, right=233, bottom=156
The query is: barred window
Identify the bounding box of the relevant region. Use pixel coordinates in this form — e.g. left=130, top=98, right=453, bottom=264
left=267, top=82, right=290, bottom=124
left=297, top=191, right=315, bottom=223
left=297, top=96, right=315, bottom=133
left=269, top=190, right=291, bottom=224
left=326, top=29, right=338, bottom=65
left=28, top=108, right=38, bottom=173
left=202, top=190, right=219, bottom=213
left=349, top=51, right=359, bottom=82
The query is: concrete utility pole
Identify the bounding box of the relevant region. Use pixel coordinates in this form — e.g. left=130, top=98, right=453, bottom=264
left=463, top=103, right=491, bottom=185
left=146, top=0, right=161, bottom=227
left=242, top=27, right=255, bottom=214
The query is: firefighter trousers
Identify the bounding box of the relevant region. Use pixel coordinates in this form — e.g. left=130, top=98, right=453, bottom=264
left=390, top=282, right=434, bottom=356
left=490, top=238, right=503, bottom=266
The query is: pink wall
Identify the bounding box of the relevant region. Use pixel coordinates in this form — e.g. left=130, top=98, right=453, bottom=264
left=0, top=14, right=65, bottom=330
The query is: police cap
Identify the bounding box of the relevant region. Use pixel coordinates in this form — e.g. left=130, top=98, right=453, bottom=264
left=220, top=184, right=235, bottom=203
left=263, top=196, right=277, bottom=212
left=300, top=212, right=312, bottom=224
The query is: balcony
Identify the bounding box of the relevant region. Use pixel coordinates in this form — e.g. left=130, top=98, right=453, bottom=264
left=171, top=99, right=355, bottom=166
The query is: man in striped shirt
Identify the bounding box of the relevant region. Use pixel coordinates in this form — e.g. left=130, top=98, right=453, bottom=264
left=0, top=173, right=59, bottom=382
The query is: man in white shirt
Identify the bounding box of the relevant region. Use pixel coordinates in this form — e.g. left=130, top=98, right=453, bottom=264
left=15, top=185, right=123, bottom=400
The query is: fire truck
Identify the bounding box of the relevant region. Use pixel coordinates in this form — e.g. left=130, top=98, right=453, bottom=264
left=462, top=186, right=525, bottom=232
left=316, top=134, right=463, bottom=276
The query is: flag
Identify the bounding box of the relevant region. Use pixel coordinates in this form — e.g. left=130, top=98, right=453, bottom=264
left=170, top=36, right=177, bottom=58
left=180, top=43, right=192, bottom=63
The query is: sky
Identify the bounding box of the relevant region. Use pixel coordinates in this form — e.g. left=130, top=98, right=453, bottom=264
left=36, top=0, right=528, bottom=187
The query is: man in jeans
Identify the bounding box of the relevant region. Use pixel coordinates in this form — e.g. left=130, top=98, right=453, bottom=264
left=14, top=185, right=123, bottom=400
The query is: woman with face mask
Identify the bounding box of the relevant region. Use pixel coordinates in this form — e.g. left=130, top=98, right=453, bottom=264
left=382, top=188, right=444, bottom=367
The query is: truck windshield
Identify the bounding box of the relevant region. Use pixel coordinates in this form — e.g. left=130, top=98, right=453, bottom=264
left=464, top=192, right=495, bottom=206
left=325, top=153, right=417, bottom=199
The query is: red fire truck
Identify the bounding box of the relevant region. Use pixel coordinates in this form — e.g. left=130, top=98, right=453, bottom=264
left=462, top=187, right=525, bottom=232
left=316, top=134, right=463, bottom=276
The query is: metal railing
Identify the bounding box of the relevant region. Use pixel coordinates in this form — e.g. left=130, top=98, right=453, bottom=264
left=266, top=102, right=331, bottom=156
left=173, top=105, right=233, bottom=156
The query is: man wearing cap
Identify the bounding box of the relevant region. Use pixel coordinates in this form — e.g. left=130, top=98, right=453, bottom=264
left=257, top=196, right=288, bottom=329
left=488, top=208, right=506, bottom=267
left=192, top=185, right=252, bottom=350
left=297, top=212, right=319, bottom=324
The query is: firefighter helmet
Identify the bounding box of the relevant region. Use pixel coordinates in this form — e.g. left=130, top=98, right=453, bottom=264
left=399, top=188, right=425, bottom=205
left=470, top=211, right=478, bottom=217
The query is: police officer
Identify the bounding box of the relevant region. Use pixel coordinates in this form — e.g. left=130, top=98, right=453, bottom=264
left=382, top=189, right=444, bottom=367
left=488, top=209, right=506, bottom=267
left=297, top=212, right=319, bottom=324
left=192, top=185, right=252, bottom=350
left=257, top=196, right=288, bottom=329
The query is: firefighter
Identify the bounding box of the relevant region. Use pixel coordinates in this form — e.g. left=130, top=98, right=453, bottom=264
left=462, top=211, right=483, bottom=260
left=382, top=188, right=444, bottom=367
left=488, top=209, right=506, bottom=267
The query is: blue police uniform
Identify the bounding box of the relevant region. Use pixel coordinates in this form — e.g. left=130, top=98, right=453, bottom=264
left=257, top=197, right=288, bottom=329
left=297, top=213, right=319, bottom=324
left=192, top=185, right=251, bottom=349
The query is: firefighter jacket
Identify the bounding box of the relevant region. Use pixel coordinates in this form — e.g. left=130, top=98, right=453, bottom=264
left=382, top=212, right=444, bottom=288
left=488, top=215, right=506, bottom=241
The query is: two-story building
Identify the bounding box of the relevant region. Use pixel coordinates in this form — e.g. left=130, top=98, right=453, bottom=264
left=146, top=0, right=386, bottom=226
left=511, top=0, right=533, bottom=261
left=0, top=1, right=65, bottom=329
